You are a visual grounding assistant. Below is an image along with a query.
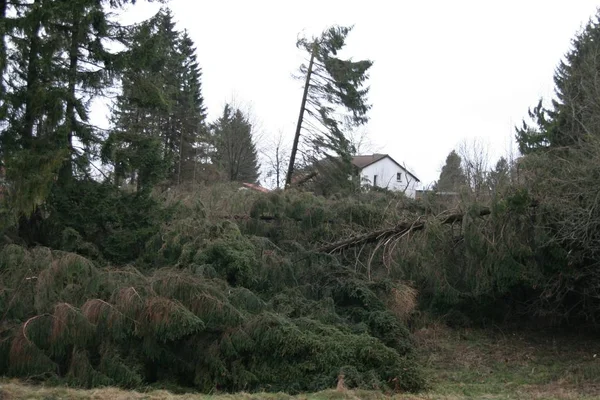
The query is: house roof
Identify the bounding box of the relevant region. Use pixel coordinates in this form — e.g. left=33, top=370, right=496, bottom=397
left=352, top=154, right=420, bottom=182
left=241, top=182, right=270, bottom=193
left=351, top=154, right=388, bottom=169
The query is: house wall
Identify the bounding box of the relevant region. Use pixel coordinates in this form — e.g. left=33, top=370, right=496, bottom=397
left=360, top=158, right=419, bottom=198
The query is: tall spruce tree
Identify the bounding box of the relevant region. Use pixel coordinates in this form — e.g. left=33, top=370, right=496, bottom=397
left=0, top=0, right=164, bottom=216
left=285, top=25, right=372, bottom=187
left=103, top=9, right=174, bottom=190
left=104, top=9, right=206, bottom=189
left=172, top=30, right=207, bottom=184
left=211, top=104, right=260, bottom=183
left=517, top=12, right=600, bottom=153
left=1, top=0, right=66, bottom=218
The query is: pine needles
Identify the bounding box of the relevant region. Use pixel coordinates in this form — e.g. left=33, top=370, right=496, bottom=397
left=0, top=241, right=424, bottom=393
left=0, top=188, right=428, bottom=393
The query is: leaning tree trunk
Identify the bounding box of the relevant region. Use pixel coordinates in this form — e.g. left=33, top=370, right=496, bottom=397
left=285, top=44, right=316, bottom=187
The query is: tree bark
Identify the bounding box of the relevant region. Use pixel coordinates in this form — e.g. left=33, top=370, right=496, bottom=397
left=285, top=44, right=316, bottom=187
left=0, top=0, right=8, bottom=80
left=177, top=128, right=183, bottom=185
left=61, top=10, right=81, bottom=181
left=22, top=0, right=43, bottom=145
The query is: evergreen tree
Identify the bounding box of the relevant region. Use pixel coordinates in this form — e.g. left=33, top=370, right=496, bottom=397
left=103, top=9, right=207, bottom=188
left=487, top=156, right=510, bottom=195
left=285, top=25, right=372, bottom=187
left=103, top=9, right=174, bottom=190
left=211, top=104, right=260, bottom=183
left=0, top=0, right=161, bottom=217
left=1, top=0, right=66, bottom=218
left=435, top=150, right=466, bottom=192
left=172, top=30, right=207, bottom=184
left=517, top=12, right=600, bottom=153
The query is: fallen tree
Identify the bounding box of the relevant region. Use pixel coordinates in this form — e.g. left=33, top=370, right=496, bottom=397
left=316, top=207, right=491, bottom=253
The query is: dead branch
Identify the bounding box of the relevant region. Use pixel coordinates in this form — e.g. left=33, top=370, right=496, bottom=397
left=217, top=213, right=335, bottom=224
left=316, top=207, right=491, bottom=253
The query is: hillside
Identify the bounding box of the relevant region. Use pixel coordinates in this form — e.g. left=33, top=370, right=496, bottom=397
left=3, top=1, right=600, bottom=398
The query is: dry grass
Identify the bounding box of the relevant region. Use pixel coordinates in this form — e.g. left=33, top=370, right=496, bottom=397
left=0, top=382, right=424, bottom=400
left=387, top=283, right=417, bottom=322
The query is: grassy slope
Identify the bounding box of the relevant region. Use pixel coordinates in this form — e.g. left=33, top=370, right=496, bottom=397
left=1, top=326, right=599, bottom=400
left=415, top=325, right=600, bottom=399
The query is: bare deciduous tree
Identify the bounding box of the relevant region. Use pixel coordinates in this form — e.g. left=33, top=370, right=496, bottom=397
left=262, top=130, right=290, bottom=189
left=458, top=138, right=491, bottom=199
left=347, top=127, right=381, bottom=155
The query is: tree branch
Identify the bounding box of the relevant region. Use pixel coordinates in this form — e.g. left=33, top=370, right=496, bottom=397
left=315, top=207, right=491, bottom=253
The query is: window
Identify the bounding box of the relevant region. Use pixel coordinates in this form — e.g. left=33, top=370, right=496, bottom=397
left=373, top=175, right=378, bottom=186
left=397, top=172, right=402, bottom=182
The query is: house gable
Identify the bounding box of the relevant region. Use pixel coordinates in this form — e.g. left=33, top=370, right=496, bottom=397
left=352, top=154, right=420, bottom=182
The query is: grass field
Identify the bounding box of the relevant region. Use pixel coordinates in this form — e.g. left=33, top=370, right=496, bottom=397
left=1, top=325, right=599, bottom=399
left=414, top=324, right=600, bottom=399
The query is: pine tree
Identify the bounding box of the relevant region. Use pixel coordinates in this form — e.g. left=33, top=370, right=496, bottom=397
left=285, top=25, right=372, bottom=187
left=517, top=12, right=600, bottom=153
left=435, top=150, right=466, bottom=192
left=211, top=104, right=260, bottom=183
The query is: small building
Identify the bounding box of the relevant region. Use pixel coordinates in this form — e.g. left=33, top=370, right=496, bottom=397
left=353, top=154, right=420, bottom=198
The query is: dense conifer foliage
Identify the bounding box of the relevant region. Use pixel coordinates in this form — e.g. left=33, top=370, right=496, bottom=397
left=0, top=188, right=426, bottom=393
left=3, top=1, right=600, bottom=396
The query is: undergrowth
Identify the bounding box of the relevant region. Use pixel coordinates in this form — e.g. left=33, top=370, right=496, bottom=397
left=0, top=186, right=426, bottom=395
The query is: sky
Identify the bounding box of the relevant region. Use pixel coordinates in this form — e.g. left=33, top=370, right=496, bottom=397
left=104, top=0, right=600, bottom=187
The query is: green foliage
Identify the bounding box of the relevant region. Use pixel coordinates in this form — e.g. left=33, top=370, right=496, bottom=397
left=0, top=3, right=419, bottom=394
left=0, top=240, right=424, bottom=393
left=211, top=104, right=261, bottom=183
left=516, top=11, right=600, bottom=153
left=287, top=24, right=373, bottom=187
left=196, top=313, right=424, bottom=394
left=194, top=222, right=260, bottom=288
left=103, top=8, right=208, bottom=188
left=509, top=9, right=600, bottom=325
left=1, top=148, right=66, bottom=220
left=435, top=150, right=466, bottom=192
left=39, top=180, right=165, bottom=264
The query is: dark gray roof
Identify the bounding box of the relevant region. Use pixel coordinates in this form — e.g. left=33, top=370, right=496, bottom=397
left=351, top=154, right=388, bottom=169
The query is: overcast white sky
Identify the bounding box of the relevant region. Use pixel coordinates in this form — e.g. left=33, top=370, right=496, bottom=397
left=109, top=0, right=600, bottom=187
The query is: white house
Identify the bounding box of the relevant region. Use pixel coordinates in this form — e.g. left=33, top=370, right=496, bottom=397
left=352, top=154, right=420, bottom=198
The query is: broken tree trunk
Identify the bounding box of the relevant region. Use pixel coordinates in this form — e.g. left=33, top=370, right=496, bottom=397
left=292, top=170, right=318, bottom=187
left=316, top=207, right=491, bottom=253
